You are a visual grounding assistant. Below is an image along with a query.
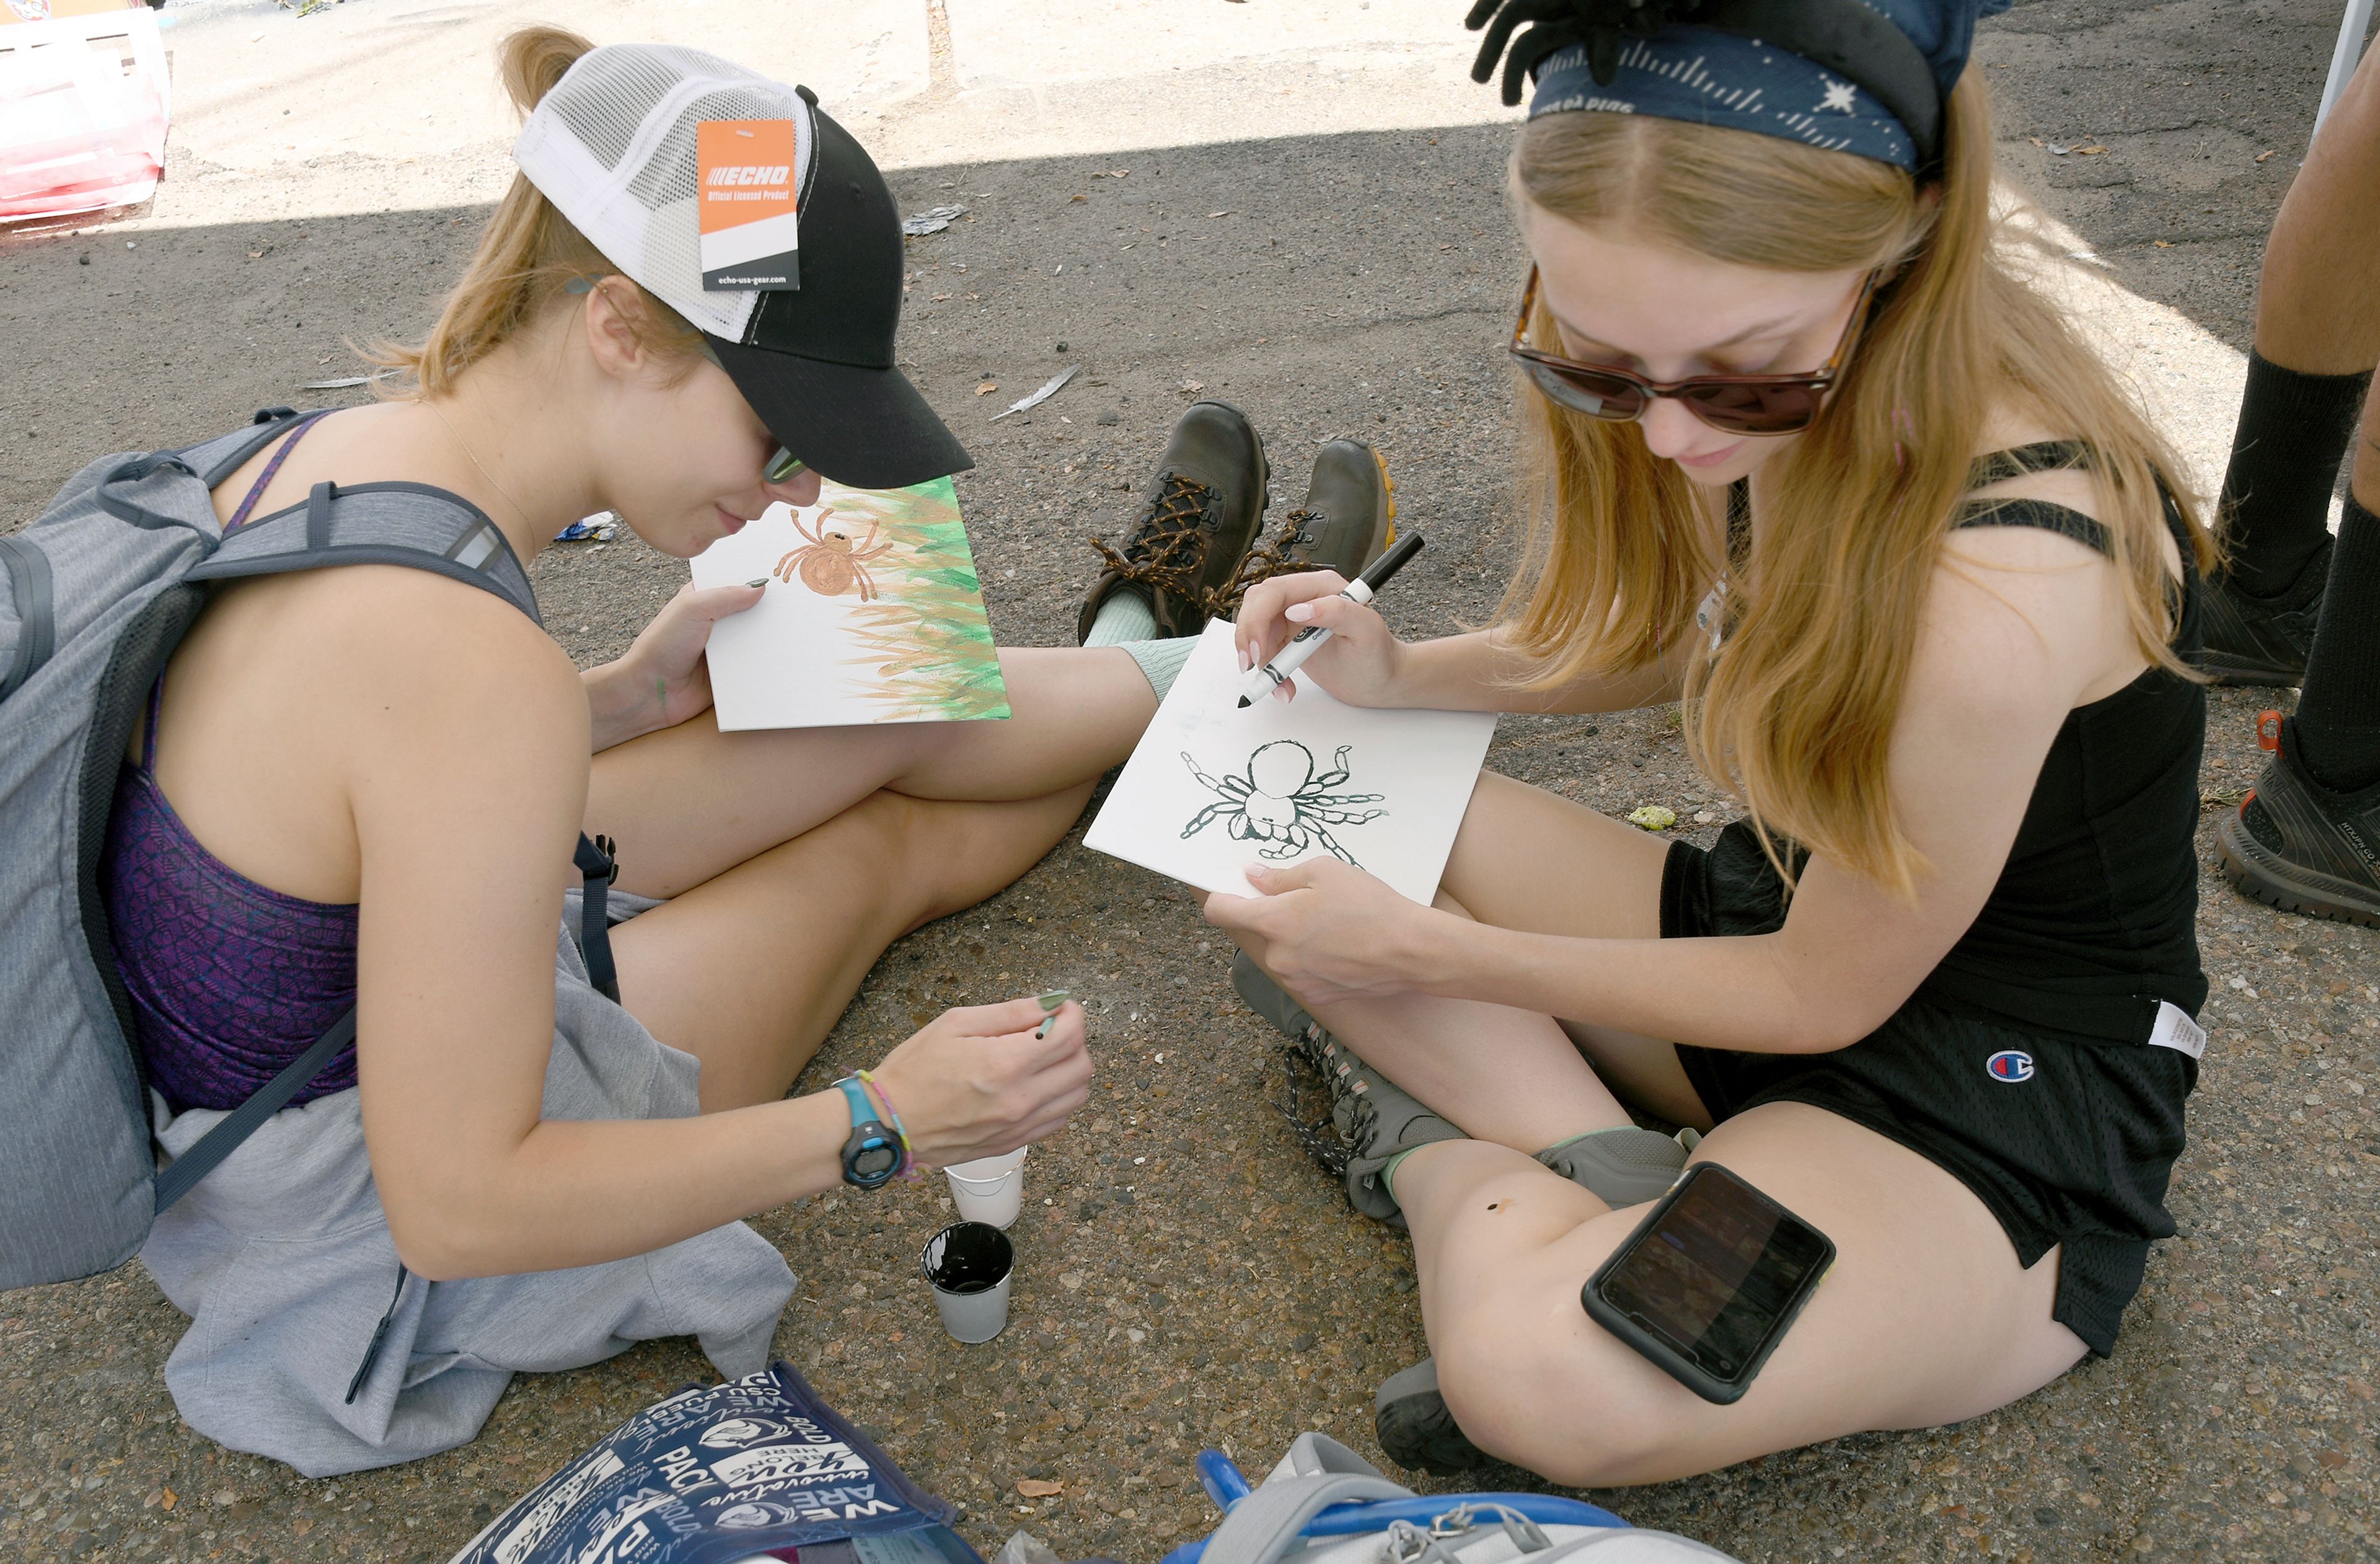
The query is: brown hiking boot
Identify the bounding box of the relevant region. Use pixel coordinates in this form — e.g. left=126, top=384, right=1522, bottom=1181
left=1216, top=438, right=1395, bottom=617
left=1075, top=400, right=1269, bottom=642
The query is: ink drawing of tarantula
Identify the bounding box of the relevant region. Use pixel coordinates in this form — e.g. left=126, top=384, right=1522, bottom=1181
left=775, top=506, right=896, bottom=601
left=1181, top=740, right=1386, bottom=865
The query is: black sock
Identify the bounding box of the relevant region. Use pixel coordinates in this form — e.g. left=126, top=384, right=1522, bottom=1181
left=2218, top=351, right=2371, bottom=599
left=2294, top=493, right=2380, bottom=793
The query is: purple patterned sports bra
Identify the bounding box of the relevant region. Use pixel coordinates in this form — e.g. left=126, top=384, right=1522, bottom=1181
left=99, top=414, right=362, bottom=1115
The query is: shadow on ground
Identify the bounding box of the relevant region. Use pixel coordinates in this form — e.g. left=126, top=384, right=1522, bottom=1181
left=5, top=4, right=2379, bottom=1558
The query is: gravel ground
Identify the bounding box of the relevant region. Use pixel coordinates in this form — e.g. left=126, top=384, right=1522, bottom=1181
left=4, top=2, right=2378, bottom=1561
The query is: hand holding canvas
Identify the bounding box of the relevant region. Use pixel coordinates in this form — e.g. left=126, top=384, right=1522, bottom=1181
left=584, top=580, right=768, bottom=750
left=1231, top=568, right=1408, bottom=707
left=868, top=996, right=1093, bottom=1169
left=1203, top=857, right=1439, bottom=1005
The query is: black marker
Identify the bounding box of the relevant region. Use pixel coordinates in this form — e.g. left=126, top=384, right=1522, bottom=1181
left=1237, top=532, right=1424, bottom=708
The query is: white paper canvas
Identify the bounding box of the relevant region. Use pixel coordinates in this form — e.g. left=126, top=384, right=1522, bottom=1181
left=1085, top=621, right=1499, bottom=904
left=688, top=479, right=1009, bottom=730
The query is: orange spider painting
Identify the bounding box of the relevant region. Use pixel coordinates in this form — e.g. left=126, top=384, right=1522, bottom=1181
left=774, top=507, right=896, bottom=601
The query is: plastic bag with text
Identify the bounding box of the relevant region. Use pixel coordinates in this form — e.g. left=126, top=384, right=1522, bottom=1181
left=446, top=1361, right=981, bottom=1564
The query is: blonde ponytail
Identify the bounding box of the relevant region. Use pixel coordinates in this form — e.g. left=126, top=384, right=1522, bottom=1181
left=366, top=27, right=705, bottom=395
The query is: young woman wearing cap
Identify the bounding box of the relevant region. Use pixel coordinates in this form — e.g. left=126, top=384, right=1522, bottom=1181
left=103, top=27, right=1294, bottom=1475
left=1215, top=0, right=2212, bottom=1483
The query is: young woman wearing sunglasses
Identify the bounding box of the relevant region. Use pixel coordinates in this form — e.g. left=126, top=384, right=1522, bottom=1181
left=1214, top=0, right=2213, bottom=1483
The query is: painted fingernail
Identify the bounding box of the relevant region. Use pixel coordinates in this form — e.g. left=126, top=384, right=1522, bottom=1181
left=1285, top=603, right=1313, bottom=622
left=746, top=578, right=769, bottom=588
left=1036, top=990, right=1071, bottom=1012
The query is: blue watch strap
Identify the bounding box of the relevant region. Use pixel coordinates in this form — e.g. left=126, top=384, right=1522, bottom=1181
left=835, top=1076, right=876, bottom=1128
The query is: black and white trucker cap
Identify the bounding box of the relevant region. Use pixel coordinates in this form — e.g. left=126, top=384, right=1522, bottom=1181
left=513, top=43, right=971, bottom=489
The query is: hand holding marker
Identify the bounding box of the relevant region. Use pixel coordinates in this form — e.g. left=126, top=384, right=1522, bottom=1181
left=1238, top=532, right=1424, bottom=707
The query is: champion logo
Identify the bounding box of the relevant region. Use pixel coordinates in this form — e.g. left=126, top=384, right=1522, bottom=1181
left=705, top=164, right=790, bottom=187
left=1985, top=1049, right=2035, bottom=1084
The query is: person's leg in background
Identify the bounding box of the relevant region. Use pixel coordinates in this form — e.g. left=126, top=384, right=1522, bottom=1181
left=2223, top=370, right=2380, bottom=926
left=2211, top=40, right=2380, bottom=928
left=2200, top=40, right=2380, bottom=686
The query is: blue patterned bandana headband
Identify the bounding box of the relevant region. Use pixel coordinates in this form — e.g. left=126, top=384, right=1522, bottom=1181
left=1530, top=34, right=1915, bottom=167
left=1474, top=0, right=2011, bottom=174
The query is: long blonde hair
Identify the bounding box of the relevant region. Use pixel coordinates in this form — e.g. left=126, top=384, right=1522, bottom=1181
left=368, top=27, right=705, bottom=394
left=1500, top=77, right=2215, bottom=897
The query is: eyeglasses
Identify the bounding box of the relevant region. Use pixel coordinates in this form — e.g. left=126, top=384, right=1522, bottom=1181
left=1509, top=266, right=1881, bottom=436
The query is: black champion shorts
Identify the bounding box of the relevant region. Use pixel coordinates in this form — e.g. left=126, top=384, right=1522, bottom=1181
left=1661, top=824, right=2194, bottom=1358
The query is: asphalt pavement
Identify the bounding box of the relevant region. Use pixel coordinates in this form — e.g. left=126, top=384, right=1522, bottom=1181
left=2, top=2, right=2377, bottom=1560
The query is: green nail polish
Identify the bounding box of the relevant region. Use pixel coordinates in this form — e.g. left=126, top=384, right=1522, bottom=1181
left=747, top=578, right=769, bottom=588
left=1037, top=990, right=1070, bottom=1012
left=765, top=447, right=806, bottom=484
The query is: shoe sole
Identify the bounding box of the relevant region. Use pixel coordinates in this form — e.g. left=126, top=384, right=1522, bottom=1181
left=1372, top=443, right=1397, bottom=548
left=2217, top=811, right=2380, bottom=927
left=1376, top=1391, right=1494, bottom=1476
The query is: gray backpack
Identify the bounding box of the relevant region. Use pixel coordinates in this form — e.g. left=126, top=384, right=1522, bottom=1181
left=0, top=410, right=622, bottom=1290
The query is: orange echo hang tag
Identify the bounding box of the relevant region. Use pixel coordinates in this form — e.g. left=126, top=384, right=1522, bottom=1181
left=697, top=120, right=800, bottom=291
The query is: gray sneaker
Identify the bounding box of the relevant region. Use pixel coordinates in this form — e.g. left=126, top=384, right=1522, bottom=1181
left=1535, top=1126, right=1691, bottom=1208
left=1374, top=1358, right=1492, bottom=1475
left=1232, top=952, right=1463, bottom=1224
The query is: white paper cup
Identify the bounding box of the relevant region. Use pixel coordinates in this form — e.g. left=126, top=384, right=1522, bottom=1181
left=944, top=1146, right=1028, bottom=1228
left=920, top=1221, right=1014, bottom=1344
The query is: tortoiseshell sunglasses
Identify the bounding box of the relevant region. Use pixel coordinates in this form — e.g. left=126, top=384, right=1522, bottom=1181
left=1509, top=265, right=1881, bottom=436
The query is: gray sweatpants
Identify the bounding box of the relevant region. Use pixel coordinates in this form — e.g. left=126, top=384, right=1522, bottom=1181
left=139, top=903, right=796, bottom=1478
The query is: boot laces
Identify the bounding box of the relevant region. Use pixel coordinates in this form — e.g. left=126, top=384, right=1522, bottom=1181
left=1212, top=508, right=1324, bottom=617
left=1090, top=472, right=1217, bottom=604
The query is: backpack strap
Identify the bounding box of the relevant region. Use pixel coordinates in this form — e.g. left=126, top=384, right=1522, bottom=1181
left=574, top=834, right=623, bottom=1002
left=1197, top=1436, right=1412, bottom=1564
left=151, top=1009, right=357, bottom=1213
left=186, top=480, right=540, bottom=625
left=0, top=533, right=55, bottom=704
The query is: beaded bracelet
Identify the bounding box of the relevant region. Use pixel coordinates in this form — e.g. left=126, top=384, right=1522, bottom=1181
left=854, top=1069, right=917, bottom=1179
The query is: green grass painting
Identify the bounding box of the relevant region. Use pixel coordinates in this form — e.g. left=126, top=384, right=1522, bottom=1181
left=832, top=479, right=1011, bottom=723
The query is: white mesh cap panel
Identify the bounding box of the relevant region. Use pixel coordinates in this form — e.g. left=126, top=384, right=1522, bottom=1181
left=513, top=43, right=817, bottom=343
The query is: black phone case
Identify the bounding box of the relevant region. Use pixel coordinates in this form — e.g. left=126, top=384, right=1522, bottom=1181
left=1579, top=1162, right=1836, bottom=1405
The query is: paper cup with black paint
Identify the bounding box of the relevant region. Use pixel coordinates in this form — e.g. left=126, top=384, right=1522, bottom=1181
left=921, top=1221, right=1014, bottom=1343
left=943, top=1146, right=1028, bottom=1228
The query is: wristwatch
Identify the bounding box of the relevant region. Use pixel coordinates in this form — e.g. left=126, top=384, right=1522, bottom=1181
left=835, top=1077, right=904, bottom=1190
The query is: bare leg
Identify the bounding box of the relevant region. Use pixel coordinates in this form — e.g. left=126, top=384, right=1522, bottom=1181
left=1393, top=1103, right=2087, bottom=1486
left=1231, top=770, right=1704, bottom=1148
left=591, top=645, right=1152, bottom=897
left=2256, top=44, right=2380, bottom=374
left=612, top=782, right=1095, bottom=1111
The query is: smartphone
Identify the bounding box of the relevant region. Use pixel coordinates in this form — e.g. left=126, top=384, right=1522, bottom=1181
left=1580, top=1161, right=1835, bottom=1405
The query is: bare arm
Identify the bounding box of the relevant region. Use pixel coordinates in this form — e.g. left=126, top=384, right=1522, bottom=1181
left=1211, top=518, right=2136, bottom=1052
left=344, top=580, right=1087, bottom=1280
left=1232, top=571, right=1687, bottom=715
left=580, top=580, right=769, bottom=753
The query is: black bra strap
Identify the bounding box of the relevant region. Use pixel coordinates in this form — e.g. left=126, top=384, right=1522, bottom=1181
left=1967, top=440, right=2094, bottom=489
left=1952, top=496, right=2112, bottom=557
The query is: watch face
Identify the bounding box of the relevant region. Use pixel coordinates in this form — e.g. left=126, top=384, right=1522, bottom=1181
left=849, top=1138, right=902, bottom=1185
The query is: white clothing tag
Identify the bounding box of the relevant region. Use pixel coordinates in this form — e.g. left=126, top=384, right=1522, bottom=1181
left=2147, top=999, right=2206, bottom=1060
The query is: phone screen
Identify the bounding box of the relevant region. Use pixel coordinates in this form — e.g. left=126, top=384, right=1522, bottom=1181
left=1593, top=1165, right=1831, bottom=1383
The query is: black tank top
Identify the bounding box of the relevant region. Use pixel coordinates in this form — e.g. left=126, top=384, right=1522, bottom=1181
left=1724, top=441, right=2207, bottom=1047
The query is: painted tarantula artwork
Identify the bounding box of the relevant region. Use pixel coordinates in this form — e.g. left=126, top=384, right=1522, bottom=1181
left=775, top=506, right=896, bottom=601
left=1180, top=740, right=1387, bottom=866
